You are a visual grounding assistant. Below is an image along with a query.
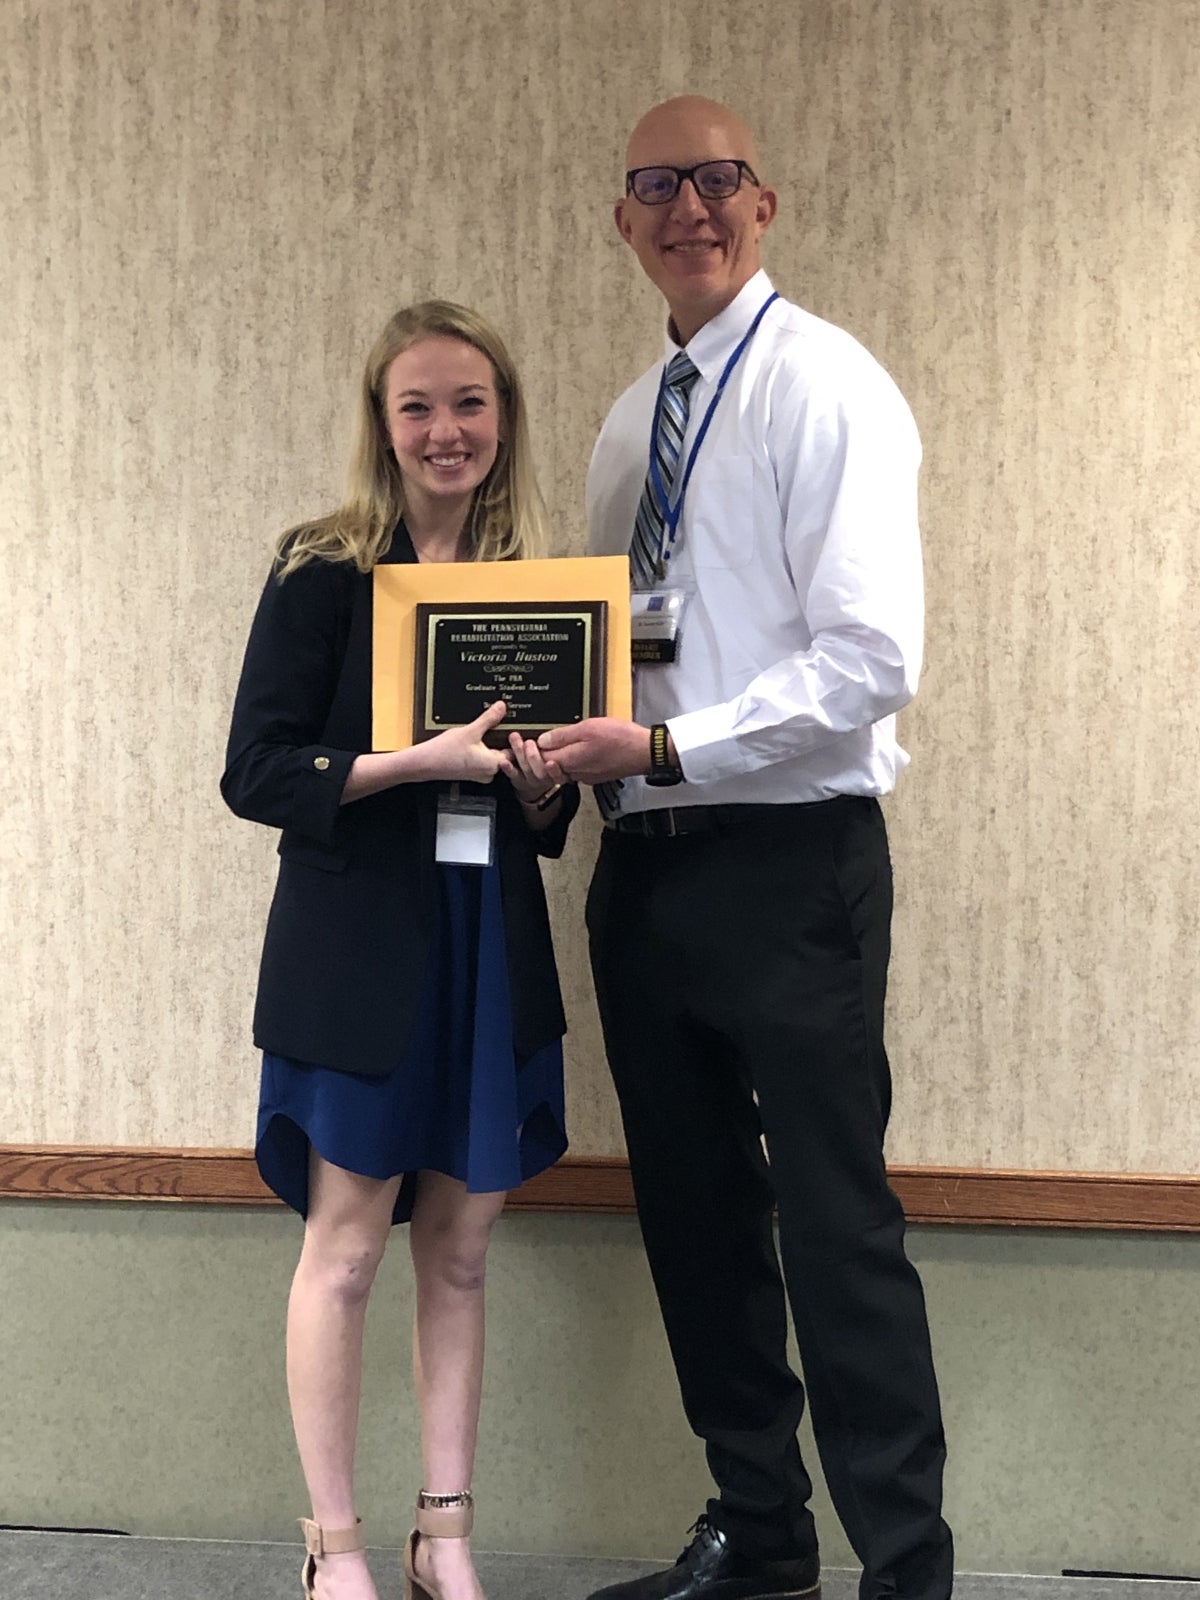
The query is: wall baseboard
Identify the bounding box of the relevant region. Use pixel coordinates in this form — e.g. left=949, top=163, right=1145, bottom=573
left=1, top=1146, right=1197, bottom=1230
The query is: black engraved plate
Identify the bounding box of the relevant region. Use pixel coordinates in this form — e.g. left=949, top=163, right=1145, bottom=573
left=412, top=600, right=608, bottom=746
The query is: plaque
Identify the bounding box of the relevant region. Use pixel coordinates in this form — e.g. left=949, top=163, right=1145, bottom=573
left=372, top=554, right=630, bottom=751
left=412, top=600, right=607, bottom=746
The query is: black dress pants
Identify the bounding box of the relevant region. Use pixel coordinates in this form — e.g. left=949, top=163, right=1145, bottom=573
left=587, top=797, right=953, bottom=1600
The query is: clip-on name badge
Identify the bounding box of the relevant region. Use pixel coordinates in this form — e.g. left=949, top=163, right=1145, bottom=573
left=435, top=782, right=496, bottom=867
left=631, top=588, right=689, bottom=663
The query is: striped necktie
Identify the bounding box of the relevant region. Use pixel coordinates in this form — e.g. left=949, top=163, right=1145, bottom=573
left=597, top=352, right=700, bottom=821
left=630, top=351, right=701, bottom=585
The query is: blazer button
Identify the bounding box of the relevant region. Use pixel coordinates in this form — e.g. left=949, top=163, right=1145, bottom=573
left=314, top=756, right=330, bottom=771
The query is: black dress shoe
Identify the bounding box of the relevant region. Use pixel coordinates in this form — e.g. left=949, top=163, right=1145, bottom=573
left=586, top=1516, right=821, bottom=1600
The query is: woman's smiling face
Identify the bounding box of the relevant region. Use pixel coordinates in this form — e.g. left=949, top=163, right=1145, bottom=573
left=384, top=335, right=501, bottom=516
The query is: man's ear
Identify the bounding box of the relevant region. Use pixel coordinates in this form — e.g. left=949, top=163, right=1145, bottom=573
left=614, top=199, right=633, bottom=244
left=755, top=185, right=779, bottom=234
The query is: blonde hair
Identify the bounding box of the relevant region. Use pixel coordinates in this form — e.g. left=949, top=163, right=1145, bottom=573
left=275, top=301, right=548, bottom=579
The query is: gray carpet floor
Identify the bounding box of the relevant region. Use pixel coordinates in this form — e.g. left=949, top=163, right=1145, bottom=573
left=4, top=1530, right=1198, bottom=1600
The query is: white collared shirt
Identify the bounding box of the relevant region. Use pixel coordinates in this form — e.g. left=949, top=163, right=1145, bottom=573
left=587, top=270, right=924, bottom=812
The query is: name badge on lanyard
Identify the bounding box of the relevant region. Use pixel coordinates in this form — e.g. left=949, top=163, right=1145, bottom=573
left=633, top=292, right=779, bottom=665
left=435, top=783, right=497, bottom=866
left=632, top=588, right=687, bottom=663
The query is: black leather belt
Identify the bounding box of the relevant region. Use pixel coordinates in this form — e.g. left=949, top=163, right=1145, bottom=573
left=605, top=804, right=797, bottom=838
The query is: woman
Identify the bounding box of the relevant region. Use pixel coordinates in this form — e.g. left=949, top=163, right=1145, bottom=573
left=221, top=302, right=575, bottom=1600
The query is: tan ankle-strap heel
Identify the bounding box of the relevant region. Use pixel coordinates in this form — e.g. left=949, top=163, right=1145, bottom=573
left=403, top=1490, right=475, bottom=1600
left=298, top=1517, right=365, bottom=1600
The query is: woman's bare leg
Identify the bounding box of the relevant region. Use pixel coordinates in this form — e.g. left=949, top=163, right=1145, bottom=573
left=408, top=1172, right=507, bottom=1600
left=287, top=1149, right=402, bottom=1600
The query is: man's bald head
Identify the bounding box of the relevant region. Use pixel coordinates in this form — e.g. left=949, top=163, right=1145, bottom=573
left=615, top=97, right=777, bottom=345
left=625, top=96, right=763, bottom=175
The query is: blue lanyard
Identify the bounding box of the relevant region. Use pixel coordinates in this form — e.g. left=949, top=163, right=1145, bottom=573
left=646, top=291, right=779, bottom=577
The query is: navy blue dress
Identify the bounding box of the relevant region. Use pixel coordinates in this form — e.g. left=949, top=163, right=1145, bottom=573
left=255, top=859, right=567, bottom=1225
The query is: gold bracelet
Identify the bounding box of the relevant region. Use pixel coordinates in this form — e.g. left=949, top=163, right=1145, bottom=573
left=530, top=782, right=565, bottom=811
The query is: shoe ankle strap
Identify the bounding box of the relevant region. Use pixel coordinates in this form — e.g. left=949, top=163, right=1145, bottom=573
left=299, top=1516, right=365, bottom=1557
left=415, top=1489, right=474, bottom=1539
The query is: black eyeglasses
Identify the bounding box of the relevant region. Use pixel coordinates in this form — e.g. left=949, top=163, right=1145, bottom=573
left=625, top=160, right=761, bottom=206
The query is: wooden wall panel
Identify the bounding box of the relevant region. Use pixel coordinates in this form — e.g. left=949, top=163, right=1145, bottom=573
left=2, top=1148, right=1198, bottom=1233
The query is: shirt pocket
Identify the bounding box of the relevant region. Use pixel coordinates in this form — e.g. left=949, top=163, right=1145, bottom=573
left=685, top=455, right=757, bottom=570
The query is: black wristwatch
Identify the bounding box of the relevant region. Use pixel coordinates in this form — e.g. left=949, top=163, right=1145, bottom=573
left=645, top=722, right=684, bottom=787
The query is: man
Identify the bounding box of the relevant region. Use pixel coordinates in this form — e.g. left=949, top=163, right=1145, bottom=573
left=540, top=96, right=953, bottom=1600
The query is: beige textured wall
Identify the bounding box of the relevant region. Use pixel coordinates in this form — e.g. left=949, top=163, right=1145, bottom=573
left=2, top=0, right=1198, bottom=1170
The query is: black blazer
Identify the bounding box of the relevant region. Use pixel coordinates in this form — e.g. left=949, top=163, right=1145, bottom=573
left=221, top=527, right=579, bottom=1078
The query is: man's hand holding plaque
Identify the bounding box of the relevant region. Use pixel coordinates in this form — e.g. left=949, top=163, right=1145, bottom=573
left=536, top=717, right=662, bottom=786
